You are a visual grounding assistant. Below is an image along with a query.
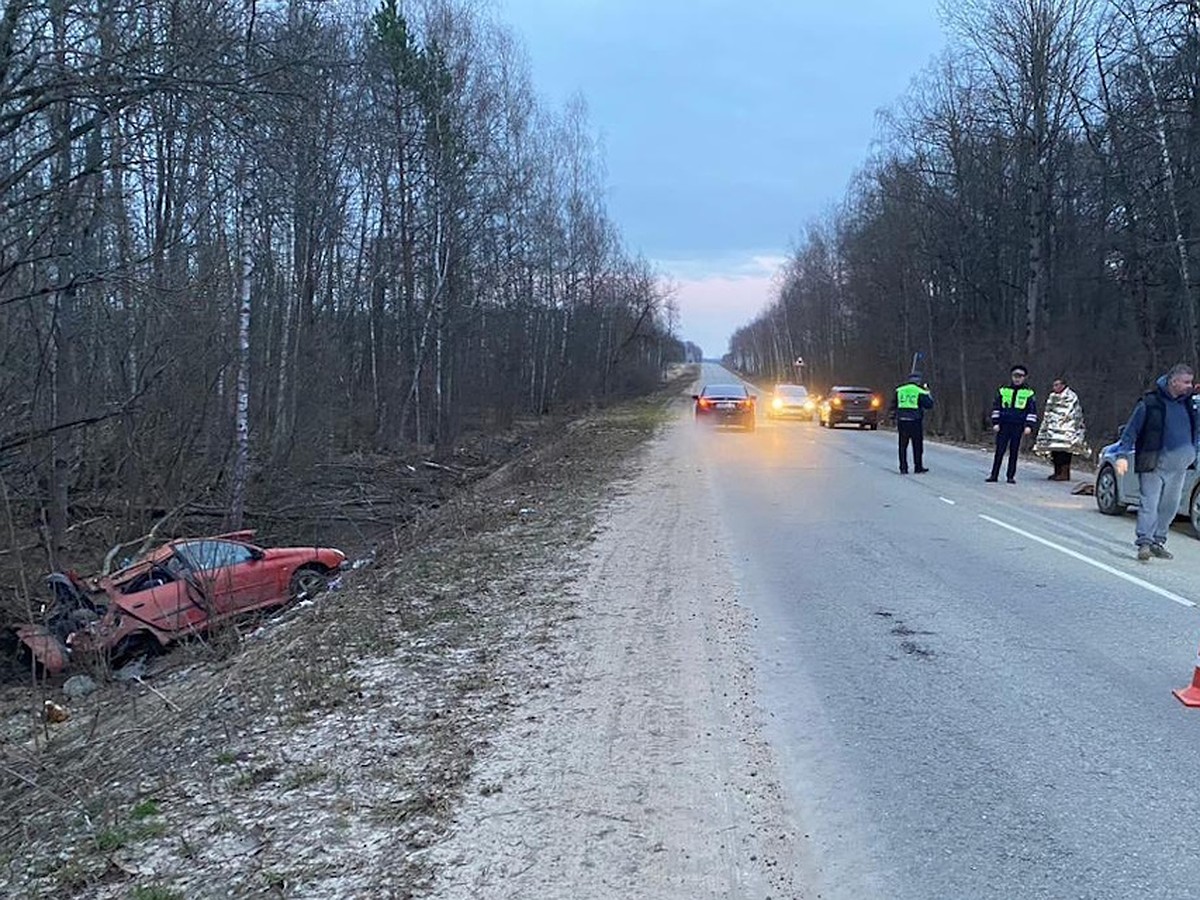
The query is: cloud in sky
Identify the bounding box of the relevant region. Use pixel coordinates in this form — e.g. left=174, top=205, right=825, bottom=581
left=491, top=0, right=946, bottom=354
left=662, top=254, right=789, bottom=359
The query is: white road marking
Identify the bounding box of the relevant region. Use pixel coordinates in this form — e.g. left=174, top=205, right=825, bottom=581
left=979, top=514, right=1195, bottom=608
left=939, top=497, right=956, bottom=506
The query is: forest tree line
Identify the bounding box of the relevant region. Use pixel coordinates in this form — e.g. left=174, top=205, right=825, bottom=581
left=0, top=0, right=685, bottom=567
left=728, top=0, right=1199, bottom=449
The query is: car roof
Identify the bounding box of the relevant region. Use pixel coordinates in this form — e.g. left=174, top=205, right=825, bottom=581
left=773, top=383, right=807, bottom=392
left=702, top=383, right=747, bottom=394
left=830, top=385, right=872, bottom=392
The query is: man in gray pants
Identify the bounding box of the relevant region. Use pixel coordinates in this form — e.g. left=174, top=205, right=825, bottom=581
left=1114, top=364, right=1200, bottom=561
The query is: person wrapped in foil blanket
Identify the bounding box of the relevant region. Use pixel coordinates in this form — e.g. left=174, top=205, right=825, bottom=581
left=1034, top=379, right=1089, bottom=480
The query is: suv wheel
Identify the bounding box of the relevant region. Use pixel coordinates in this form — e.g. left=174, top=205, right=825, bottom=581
left=1095, top=465, right=1121, bottom=516
left=1190, top=484, right=1200, bottom=538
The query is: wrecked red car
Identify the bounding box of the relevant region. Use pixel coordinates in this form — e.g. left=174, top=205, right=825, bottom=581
left=12, top=531, right=346, bottom=675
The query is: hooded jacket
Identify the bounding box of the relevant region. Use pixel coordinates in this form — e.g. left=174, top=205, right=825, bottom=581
left=1116, top=375, right=1200, bottom=472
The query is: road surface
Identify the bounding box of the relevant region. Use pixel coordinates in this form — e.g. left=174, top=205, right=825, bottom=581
left=431, top=362, right=1200, bottom=900
left=704, top=363, right=1200, bottom=899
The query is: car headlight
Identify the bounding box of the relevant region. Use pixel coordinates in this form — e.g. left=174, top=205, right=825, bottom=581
left=772, top=398, right=783, bottom=410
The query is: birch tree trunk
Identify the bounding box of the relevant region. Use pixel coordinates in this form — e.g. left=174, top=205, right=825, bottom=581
left=228, top=193, right=254, bottom=530
left=228, top=0, right=258, bottom=530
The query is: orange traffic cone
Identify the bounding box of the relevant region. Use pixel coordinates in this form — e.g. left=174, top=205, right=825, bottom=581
left=1173, top=644, right=1200, bottom=706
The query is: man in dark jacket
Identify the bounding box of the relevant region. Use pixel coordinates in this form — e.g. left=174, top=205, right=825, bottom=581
left=1114, top=364, right=1199, bottom=561
left=986, top=365, right=1039, bottom=483
left=890, top=374, right=933, bottom=474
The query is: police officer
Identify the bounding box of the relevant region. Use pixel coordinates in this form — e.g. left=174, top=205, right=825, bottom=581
left=891, top=373, right=933, bottom=474
left=986, top=365, right=1038, bottom=483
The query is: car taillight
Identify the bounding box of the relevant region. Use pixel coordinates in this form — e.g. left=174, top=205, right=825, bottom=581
left=698, top=398, right=712, bottom=408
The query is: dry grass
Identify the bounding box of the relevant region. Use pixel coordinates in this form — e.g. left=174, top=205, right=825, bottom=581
left=0, top=368, right=693, bottom=898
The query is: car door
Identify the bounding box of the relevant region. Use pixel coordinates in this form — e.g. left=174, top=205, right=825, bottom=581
left=175, top=540, right=276, bottom=618
left=121, top=577, right=208, bottom=635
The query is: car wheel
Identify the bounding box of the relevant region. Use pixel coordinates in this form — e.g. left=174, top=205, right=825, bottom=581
left=290, top=566, right=331, bottom=601
left=869, top=423, right=878, bottom=431
left=1190, top=485, right=1200, bottom=538
left=1095, top=465, right=1121, bottom=515
left=745, top=418, right=756, bottom=432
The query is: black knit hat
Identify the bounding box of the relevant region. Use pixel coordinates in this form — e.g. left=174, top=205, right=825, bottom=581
left=1010, top=365, right=1028, bottom=376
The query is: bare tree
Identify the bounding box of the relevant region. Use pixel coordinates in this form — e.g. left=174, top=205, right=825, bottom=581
left=944, top=0, right=1095, bottom=358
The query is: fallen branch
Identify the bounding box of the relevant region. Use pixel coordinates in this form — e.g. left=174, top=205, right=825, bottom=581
left=134, top=675, right=180, bottom=712
left=0, top=760, right=74, bottom=808
left=0, top=368, right=163, bottom=455
left=0, top=538, right=40, bottom=558
left=0, top=517, right=103, bottom=558
left=102, top=501, right=190, bottom=574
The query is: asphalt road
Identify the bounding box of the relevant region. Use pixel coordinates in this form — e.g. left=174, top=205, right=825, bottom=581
left=690, top=363, right=1200, bottom=900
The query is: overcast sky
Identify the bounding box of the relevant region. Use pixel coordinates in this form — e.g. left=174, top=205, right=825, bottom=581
left=489, top=0, right=949, bottom=357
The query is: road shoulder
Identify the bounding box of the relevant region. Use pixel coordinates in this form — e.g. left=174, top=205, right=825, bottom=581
left=425, top=420, right=807, bottom=899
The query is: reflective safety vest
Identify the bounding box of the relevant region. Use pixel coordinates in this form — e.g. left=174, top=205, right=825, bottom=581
left=998, top=387, right=1035, bottom=410
left=896, top=383, right=930, bottom=409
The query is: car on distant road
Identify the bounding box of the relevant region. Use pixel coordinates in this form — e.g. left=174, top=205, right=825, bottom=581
left=693, top=383, right=756, bottom=431
left=11, top=530, right=347, bottom=674
left=818, top=386, right=883, bottom=429
left=1094, top=441, right=1200, bottom=535
left=767, top=384, right=817, bottom=420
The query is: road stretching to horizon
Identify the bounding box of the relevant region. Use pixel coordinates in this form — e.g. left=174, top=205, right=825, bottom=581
left=690, top=362, right=1200, bottom=900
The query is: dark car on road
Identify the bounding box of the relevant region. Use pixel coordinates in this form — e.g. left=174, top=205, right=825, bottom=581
left=693, top=383, right=756, bottom=431
left=818, top=385, right=883, bottom=429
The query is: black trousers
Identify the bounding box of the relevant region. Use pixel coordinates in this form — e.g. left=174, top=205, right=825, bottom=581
left=991, top=423, right=1025, bottom=480
left=1050, top=450, right=1072, bottom=479
left=898, top=420, right=924, bottom=471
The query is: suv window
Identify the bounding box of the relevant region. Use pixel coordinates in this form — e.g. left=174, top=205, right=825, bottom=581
left=777, top=386, right=808, bottom=398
